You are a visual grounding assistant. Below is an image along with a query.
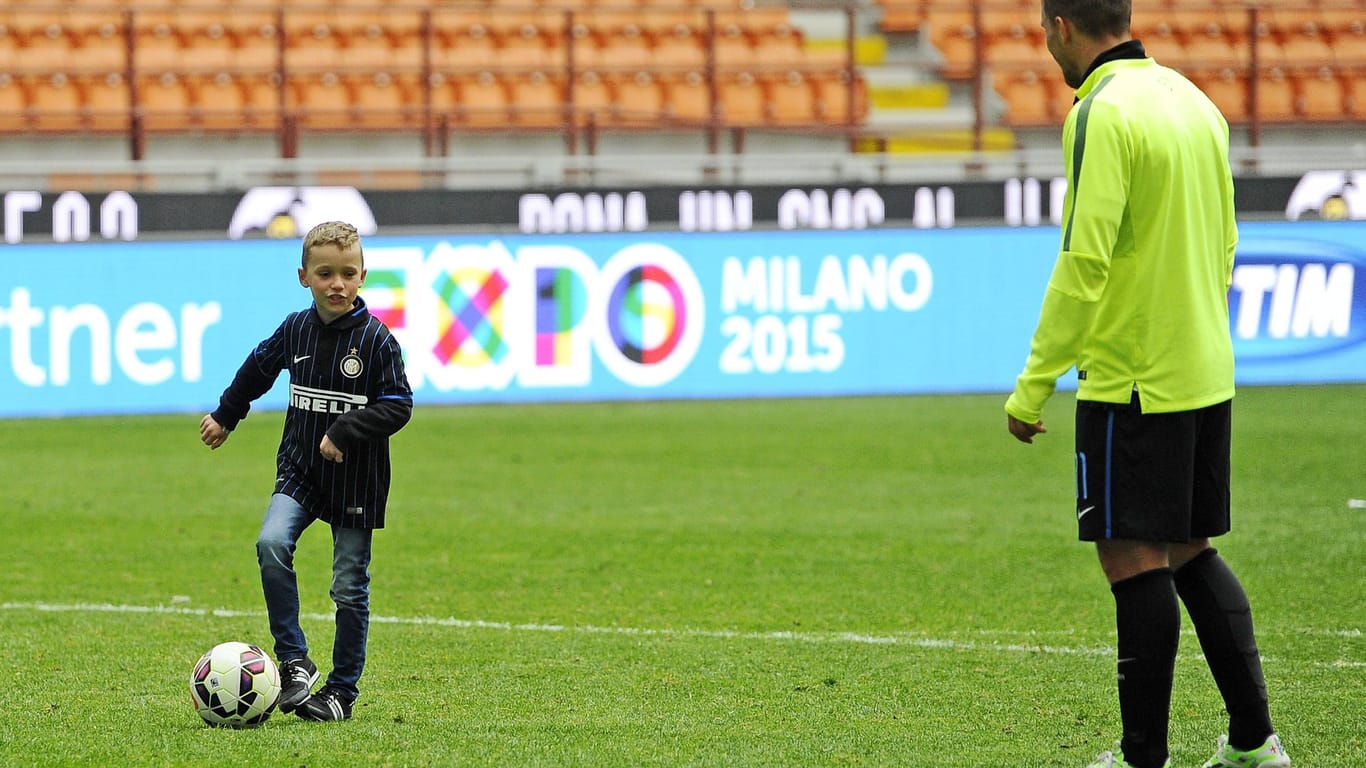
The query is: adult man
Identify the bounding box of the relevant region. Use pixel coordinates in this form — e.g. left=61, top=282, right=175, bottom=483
left=1004, top=2, right=1290, bottom=767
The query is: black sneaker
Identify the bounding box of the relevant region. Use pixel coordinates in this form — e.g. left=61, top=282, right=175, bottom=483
left=276, top=657, right=319, bottom=714
left=295, top=684, right=354, bottom=721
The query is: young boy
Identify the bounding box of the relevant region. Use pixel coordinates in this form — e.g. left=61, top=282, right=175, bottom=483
left=200, top=220, right=413, bottom=722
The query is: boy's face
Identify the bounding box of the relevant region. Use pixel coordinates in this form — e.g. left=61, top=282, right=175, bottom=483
left=299, top=241, right=366, bottom=324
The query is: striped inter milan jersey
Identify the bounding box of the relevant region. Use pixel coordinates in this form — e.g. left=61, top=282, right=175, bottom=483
left=211, top=297, right=413, bottom=529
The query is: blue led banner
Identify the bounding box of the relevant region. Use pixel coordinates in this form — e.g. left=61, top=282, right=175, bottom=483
left=1, top=222, right=1362, bottom=417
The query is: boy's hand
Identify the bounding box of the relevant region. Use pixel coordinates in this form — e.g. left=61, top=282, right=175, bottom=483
left=200, top=414, right=230, bottom=449
left=320, top=435, right=344, bottom=463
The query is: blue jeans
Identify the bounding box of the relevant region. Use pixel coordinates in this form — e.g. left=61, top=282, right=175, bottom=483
left=257, top=493, right=373, bottom=700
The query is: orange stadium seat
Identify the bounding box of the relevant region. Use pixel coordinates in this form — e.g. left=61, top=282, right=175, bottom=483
left=753, top=25, right=807, bottom=70
left=82, top=72, right=132, bottom=133
left=577, top=7, right=638, bottom=39
left=718, top=71, right=765, bottom=125
left=433, top=25, right=498, bottom=71
left=426, top=72, right=459, bottom=124
left=454, top=71, right=511, bottom=128
left=68, top=31, right=126, bottom=73
left=986, top=25, right=1044, bottom=67
left=570, top=70, right=613, bottom=125
left=288, top=72, right=353, bottom=131
left=225, top=5, right=281, bottom=46
left=1297, top=67, right=1348, bottom=120
left=344, top=27, right=400, bottom=71
left=127, top=4, right=180, bottom=38
left=595, top=29, right=653, bottom=71
left=926, top=10, right=980, bottom=76
left=0, top=29, right=20, bottom=73
left=664, top=71, right=713, bottom=123
left=813, top=70, right=867, bottom=124
left=1276, top=20, right=1336, bottom=67
left=30, top=73, right=84, bottom=131
left=878, top=3, right=923, bottom=34
left=1323, top=9, right=1366, bottom=62
left=133, top=25, right=184, bottom=74
left=507, top=70, right=564, bottom=128
left=61, top=4, right=124, bottom=39
left=980, top=8, right=1031, bottom=39
left=192, top=72, right=251, bottom=131
left=1192, top=67, right=1248, bottom=122
left=1251, top=35, right=1289, bottom=70
left=763, top=70, right=819, bottom=125
left=496, top=22, right=556, bottom=72
left=350, top=72, right=421, bottom=130
left=327, top=4, right=400, bottom=45
left=0, top=74, right=27, bottom=132
left=22, top=24, right=77, bottom=72
left=996, top=68, right=1064, bottom=127
left=1171, top=7, right=1238, bottom=43
left=239, top=73, right=283, bottom=130
left=3, top=7, right=63, bottom=44
left=187, top=25, right=237, bottom=72
left=231, top=24, right=282, bottom=74
left=713, top=5, right=795, bottom=38
left=285, top=24, right=344, bottom=72
left=1184, top=25, right=1244, bottom=70
left=136, top=71, right=195, bottom=131
left=611, top=71, right=666, bottom=125
left=1254, top=66, right=1297, bottom=121
left=1350, top=71, right=1366, bottom=118
left=281, top=5, right=334, bottom=40
left=636, top=8, right=706, bottom=41
left=1142, top=23, right=1190, bottom=71
left=713, top=24, right=757, bottom=69
left=652, top=24, right=707, bottom=72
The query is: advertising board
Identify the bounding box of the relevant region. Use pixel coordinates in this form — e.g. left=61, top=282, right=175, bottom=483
left=1, top=222, right=1361, bottom=417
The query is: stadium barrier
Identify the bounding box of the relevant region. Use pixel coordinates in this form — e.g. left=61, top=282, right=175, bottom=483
left=0, top=171, right=1355, bottom=244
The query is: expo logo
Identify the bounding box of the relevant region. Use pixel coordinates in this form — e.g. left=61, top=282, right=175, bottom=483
left=362, top=240, right=705, bottom=391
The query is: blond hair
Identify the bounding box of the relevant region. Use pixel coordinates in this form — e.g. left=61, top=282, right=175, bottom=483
left=301, top=221, right=362, bottom=268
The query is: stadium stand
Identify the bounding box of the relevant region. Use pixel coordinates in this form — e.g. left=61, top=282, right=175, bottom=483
left=0, top=0, right=1360, bottom=163
left=874, top=0, right=1365, bottom=129
left=0, top=0, right=869, bottom=156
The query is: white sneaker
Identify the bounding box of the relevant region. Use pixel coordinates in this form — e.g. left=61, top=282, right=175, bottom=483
left=1202, top=734, right=1291, bottom=767
left=1087, top=744, right=1171, bottom=768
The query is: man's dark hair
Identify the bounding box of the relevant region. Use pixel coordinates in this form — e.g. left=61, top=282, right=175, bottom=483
left=1043, top=0, right=1131, bottom=38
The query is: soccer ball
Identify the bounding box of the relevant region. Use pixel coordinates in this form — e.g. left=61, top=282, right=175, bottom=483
left=189, top=641, right=281, bottom=728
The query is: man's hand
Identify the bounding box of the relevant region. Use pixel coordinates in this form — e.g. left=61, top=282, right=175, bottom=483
left=1007, top=414, right=1047, bottom=444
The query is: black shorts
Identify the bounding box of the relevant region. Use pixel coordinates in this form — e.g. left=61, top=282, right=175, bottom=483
left=1074, top=392, right=1232, bottom=543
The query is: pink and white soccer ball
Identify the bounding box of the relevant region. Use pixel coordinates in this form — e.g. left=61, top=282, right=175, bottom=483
left=189, top=641, right=281, bottom=728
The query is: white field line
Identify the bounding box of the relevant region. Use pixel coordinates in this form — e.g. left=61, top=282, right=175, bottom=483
left=3, top=601, right=1362, bottom=668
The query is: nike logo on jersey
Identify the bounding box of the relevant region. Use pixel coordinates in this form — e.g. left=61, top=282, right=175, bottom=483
left=1077, top=505, right=1096, bottom=521
left=293, top=354, right=311, bottom=363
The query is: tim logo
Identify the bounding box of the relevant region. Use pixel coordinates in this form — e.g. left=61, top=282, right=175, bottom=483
left=1230, top=238, right=1366, bottom=361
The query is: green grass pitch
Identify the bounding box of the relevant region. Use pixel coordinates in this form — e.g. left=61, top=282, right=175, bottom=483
left=1, top=385, right=1361, bottom=766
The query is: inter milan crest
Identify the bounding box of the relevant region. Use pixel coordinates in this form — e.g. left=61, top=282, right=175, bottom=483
left=340, top=348, right=364, bottom=379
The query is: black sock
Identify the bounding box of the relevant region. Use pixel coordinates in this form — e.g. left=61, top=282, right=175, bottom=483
left=1174, top=548, right=1274, bottom=750
left=1112, top=568, right=1179, bottom=768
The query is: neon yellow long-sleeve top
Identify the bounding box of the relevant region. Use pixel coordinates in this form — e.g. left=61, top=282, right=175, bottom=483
left=1006, top=56, right=1237, bottom=424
